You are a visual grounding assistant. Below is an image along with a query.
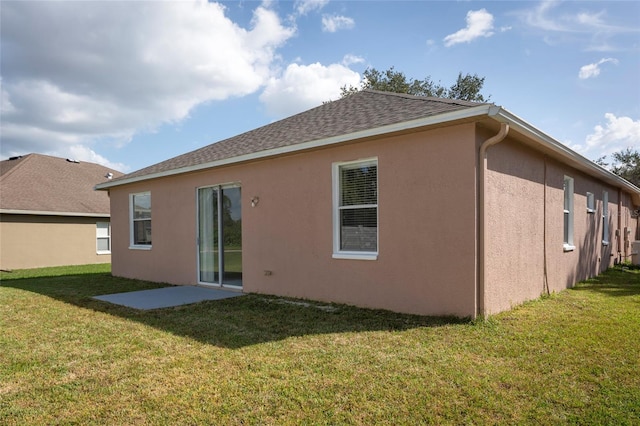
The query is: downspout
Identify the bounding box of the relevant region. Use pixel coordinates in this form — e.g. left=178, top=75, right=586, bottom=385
left=618, top=188, right=622, bottom=264
left=543, top=156, right=549, bottom=295
left=477, top=122, right=509, bottom=319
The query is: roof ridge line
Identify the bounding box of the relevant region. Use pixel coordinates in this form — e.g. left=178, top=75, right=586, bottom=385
left=0, top=153, right=33, bottom=182
left=361, top=89, right=486, bottom=107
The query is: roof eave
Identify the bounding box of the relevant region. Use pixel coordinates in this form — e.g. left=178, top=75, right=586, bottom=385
left=490, top=108, right=640, bottom=205
left=95, top=104, right=495, bottom=190
left=0, top=209, right=111, bottom=218
left=95, top=103, right=640, bottom=206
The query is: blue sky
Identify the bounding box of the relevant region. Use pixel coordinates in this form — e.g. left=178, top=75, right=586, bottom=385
left=1, top=0, right=639, bottom=173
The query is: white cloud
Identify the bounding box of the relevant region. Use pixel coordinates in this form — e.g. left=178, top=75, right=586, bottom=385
left=443, top=9, right=494, bottom=47
left=295, top=0, right=329, bottom=16
left=518, top=0, right=638, bottom=51
left=578, top=58, right=619, bottom=79
left=322, top=14, right=355, bottom=33
left=0, top=1, right=295, bottom=168
left=259, top=62, right=361, bottom=118
left=577, top=11, right=605, bottom=26
left=574, top=113, right=640, bottom=158
left=521, top=0, right=566, bottom=32
left=65, top=145, right=128, bottom=172
left=341, top=54, right=365, bottom=66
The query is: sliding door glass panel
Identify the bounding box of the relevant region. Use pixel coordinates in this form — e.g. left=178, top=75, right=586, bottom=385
left=198, top=187, right=219, bottom=283
left=198, top=185, right=242, bottom=287
left=221, top=187, right=242, bottom=286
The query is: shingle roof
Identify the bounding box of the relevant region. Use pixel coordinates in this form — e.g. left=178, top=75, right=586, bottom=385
left=110, top=90, right=486, bottom=184
left=0, top=154, right=123, bottom=215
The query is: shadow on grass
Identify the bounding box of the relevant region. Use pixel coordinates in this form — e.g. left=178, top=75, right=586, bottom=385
left=0, top=272, right=466, bottom=349
left=571, top=268, right=640, bottom=298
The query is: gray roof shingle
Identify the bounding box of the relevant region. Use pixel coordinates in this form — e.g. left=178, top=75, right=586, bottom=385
left=110, top=90, right=486, bottom=184
left=0, top=154, right=123, bottom=215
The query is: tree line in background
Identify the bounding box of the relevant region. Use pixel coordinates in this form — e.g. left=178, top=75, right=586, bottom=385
left=340, top=67, right=489, bottom=102
left=596, top=148, right=640, bottom=187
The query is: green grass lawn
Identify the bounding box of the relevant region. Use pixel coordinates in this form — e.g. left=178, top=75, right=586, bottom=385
left=1, top=264, right=639, bottom=425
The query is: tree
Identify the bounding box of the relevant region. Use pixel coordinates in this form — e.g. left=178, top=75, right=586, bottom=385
left=340, top=67, right=489, bottom=102
left=605, top=148, right=640, bottom=187
left=447, top=73, right=488, bottom=102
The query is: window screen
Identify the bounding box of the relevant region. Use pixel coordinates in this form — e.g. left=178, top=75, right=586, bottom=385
left=338, top=160, right=378, bottom=252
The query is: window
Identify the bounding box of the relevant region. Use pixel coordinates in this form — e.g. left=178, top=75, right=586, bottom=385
left=96, top=222, right=111, bottom=254
left=130, top=192, right=151, bottom=248
left=333, top=158, right=378, bottom=260
left=602, top=191, right=609, bottom=245
left=586, top=192, right=595, bottom=213
left=563, top=176, right=574, bottom=251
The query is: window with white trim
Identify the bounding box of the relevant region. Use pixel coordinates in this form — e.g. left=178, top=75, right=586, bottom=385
left=333, top=158, right=378, bottom=259
left=586, top=192, right=595, bottom=213
left=96, top=222, right=111, bottom=254
left=602, top=191, right=609, bottom=245
left=563, top=176, right=574, bottom=251
left=130, top=192, right=151, bottom=248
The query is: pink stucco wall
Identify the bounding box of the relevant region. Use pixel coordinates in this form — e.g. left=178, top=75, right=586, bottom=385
left=484, top=138, right=638, bottom=314
left=109, top=124, right=480, bottom=317
left=108, top=121, right=638, bottom=317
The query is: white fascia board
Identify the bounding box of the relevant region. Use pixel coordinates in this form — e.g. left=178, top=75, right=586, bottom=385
left=95, top=104, right=494, bottom=190
left=0, top=209, right=110, bottom=218
left=490, top=108, right=640, bottom=205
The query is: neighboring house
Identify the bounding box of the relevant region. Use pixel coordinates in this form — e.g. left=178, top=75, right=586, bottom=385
left=96, top=90, right=640, bottom=318
left=0, top=153, right=123, bottom=270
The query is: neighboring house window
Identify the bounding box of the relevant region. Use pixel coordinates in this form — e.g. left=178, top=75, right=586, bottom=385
left=586, top=192, right=595, bottom=213
left=333, top=158, right=378, bottom=260
left=96, top=222, right=111, bottom=254
left=130, top=192, right=151, bottom=248
left=563, top=176, right=574, bottom=251
left=602, top=191, right=609, bottom=246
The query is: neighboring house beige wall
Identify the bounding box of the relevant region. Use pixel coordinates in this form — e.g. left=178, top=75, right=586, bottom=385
left=484, top=138, right=639, bottom=315
left=0, top=214, right=111, bottom=270
left=110, top=123, right=480, bottom=317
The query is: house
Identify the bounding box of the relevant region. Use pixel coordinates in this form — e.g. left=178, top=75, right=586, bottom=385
left=96, top=90, right=640, bottom=318
left=0, top=153, right=123, bottom=270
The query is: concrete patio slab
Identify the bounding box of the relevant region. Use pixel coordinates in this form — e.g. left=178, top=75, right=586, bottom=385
left=94, top=286, right=244, bottom=310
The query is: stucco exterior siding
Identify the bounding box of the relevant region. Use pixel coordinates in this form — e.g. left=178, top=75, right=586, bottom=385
left=109, top=124, right=479, bottom=317
left=484, top=139, right=638, bottom=314
left=483, top=139, right=546, bottom=314
left=0, top=214, right=111, bottom=270
left=99, top=90, right=640, bottom=317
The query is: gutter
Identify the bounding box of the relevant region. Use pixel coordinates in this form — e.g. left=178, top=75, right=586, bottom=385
left=97, top=103, right=640, bottom=205
left=490, top=109, right=640, bottom=206
left=477, top=122, right=510, bottom=319
left=96, top=105, right=495, bottom=190
left=0, top=209, right=110, bottom=218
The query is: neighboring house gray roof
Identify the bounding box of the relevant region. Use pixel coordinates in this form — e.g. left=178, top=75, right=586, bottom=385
left=104, top=90, right=486, bottom=185
left=0, top=153, right=123, bottom=216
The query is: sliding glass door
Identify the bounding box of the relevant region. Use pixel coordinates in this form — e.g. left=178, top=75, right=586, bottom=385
left=198, top=185, right=242, bottom=288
